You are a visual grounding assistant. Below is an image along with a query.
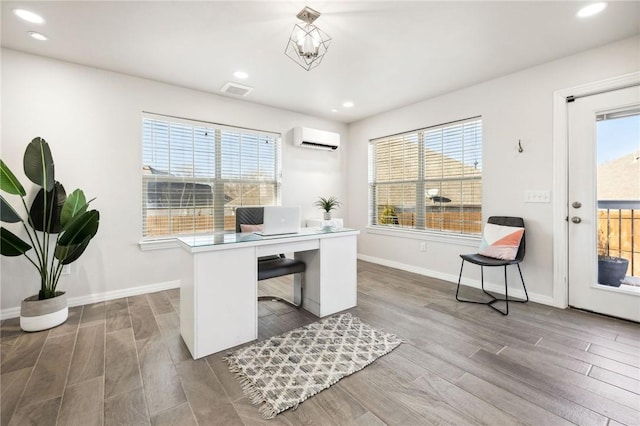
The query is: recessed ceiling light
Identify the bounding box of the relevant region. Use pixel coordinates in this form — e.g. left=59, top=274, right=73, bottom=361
left=13, top=9, right=45, bottom=24
left=577, top=2, right=607, bottom=18
left=331, top=109, right=338, bottom=113
left=28, top=31, right=48, bottom=41
left=342, top=101, right=354, bottom=108
left=233, top=71, right=249, bottom=79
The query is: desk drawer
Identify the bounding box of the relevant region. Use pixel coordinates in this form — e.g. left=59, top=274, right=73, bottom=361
left=256, top=239, right=319, bottom=256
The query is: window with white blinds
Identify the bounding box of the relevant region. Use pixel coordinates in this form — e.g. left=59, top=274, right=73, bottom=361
left=369, top=117, right=482, bottom=235
left=142, top=116, right=281, bottom=238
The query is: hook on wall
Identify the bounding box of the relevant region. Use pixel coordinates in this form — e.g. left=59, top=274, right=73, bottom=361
left=518, top=139, right=524, bottom=153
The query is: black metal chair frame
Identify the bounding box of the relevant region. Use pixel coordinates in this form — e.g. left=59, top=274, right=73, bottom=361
left=455, top=216, right=528, bottom=315
left=235, top=207, right=305, bottom=309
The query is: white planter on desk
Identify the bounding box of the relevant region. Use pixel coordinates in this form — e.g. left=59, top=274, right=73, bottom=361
left=306, top=218, right=344, bottom=228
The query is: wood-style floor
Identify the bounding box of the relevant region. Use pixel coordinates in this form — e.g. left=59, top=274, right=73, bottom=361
left=1, top=260, right=639, bottom=425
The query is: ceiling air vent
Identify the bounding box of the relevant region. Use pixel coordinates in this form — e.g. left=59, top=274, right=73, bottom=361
left=220, top=81, right=253, bottom=97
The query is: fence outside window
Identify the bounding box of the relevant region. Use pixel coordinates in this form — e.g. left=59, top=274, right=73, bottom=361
left=369, top=118, right=482, bottom=235
left=142, top=116, right=281, bottom=238
left=597, top=200, right=639, bottom=277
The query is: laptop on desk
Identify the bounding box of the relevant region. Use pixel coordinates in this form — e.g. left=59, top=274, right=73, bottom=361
left=255, top=206, right=301, bottom=236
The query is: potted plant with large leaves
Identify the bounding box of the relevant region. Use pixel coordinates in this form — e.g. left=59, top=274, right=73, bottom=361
left=1, top=137, right=100, bottom=331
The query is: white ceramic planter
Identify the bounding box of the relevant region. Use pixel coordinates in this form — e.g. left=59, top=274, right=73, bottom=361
left=20, top=292, right=68, bottom=332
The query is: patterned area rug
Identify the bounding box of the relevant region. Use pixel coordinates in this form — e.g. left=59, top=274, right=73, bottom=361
left=224, top=313, right=403, bottom=419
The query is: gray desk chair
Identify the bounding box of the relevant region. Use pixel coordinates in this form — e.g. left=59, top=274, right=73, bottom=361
left=235, top=207, right=306, bottom=309
left=455, top=216, right=528, bottom=315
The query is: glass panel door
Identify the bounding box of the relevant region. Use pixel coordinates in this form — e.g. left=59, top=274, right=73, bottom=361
left=568, top=86, right=640, bottom=322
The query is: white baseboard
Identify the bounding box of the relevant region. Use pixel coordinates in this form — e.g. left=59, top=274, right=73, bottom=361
left=2, top=255, right=556, bottom=320
left=1, top=280, right=180, bottom=321
left=357, top=254, right=554, bottom=306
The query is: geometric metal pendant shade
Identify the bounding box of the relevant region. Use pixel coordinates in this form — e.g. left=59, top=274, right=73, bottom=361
left=284, top=6, right=331, bottom=71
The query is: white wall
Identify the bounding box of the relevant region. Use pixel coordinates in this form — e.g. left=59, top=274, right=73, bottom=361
left=1, top=49, right=348, bottom=313
left=3, top=36, right=638, bottom=314
left=346, top=36, right=640, bottom=304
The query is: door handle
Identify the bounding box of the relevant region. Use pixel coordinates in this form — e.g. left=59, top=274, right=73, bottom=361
left=571, top=216, right=582, bottom=224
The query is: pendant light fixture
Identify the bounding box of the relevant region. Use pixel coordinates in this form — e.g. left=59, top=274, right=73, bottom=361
left=285, top=6, right=331, bottom=71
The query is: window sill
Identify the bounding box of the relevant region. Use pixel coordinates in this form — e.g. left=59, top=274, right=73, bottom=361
left=365, top=226, right=480, bottom=247
left=138, top=238, right=180, bottom=251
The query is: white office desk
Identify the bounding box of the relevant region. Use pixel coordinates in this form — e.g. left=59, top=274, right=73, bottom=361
left=178, top=227, right=360, bottom=359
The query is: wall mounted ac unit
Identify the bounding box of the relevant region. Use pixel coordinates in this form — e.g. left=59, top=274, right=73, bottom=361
left=293, top=127, right=340, bottom=150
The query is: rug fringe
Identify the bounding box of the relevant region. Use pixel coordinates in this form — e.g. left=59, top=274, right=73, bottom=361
left=224, top=356, right=279, bottom=419
left=259, top=404, right=278, bottom=420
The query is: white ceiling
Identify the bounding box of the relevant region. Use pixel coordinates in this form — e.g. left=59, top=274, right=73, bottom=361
left=2, top=1, right=639, bottom=123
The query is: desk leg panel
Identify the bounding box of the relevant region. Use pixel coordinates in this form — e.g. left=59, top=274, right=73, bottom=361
left=297, top=235, right=357, bottom=317
left=180, top=249, right=196, bottom=357
left=318, top=235, right=358, bottom=316
left=297, top=250, right=321, bottom=316
left=181, top=247, right=257, bottom=359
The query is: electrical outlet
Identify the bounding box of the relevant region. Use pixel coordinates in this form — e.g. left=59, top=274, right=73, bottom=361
left=62, top=265, right=71, bottom=275
left=524, top=190, right=551, bottom=203
left=420, top=242, right=427, bottom=252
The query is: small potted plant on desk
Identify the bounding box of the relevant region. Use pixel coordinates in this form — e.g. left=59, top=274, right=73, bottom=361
left=1, top=137, right=100, bottom=331
left=597, top=227, right=629, bottom=287
left=314, top=196, right=341, bottom=220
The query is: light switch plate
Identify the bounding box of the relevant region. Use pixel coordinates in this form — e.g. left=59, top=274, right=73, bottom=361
left=524, top=190, right=551, bottom=203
